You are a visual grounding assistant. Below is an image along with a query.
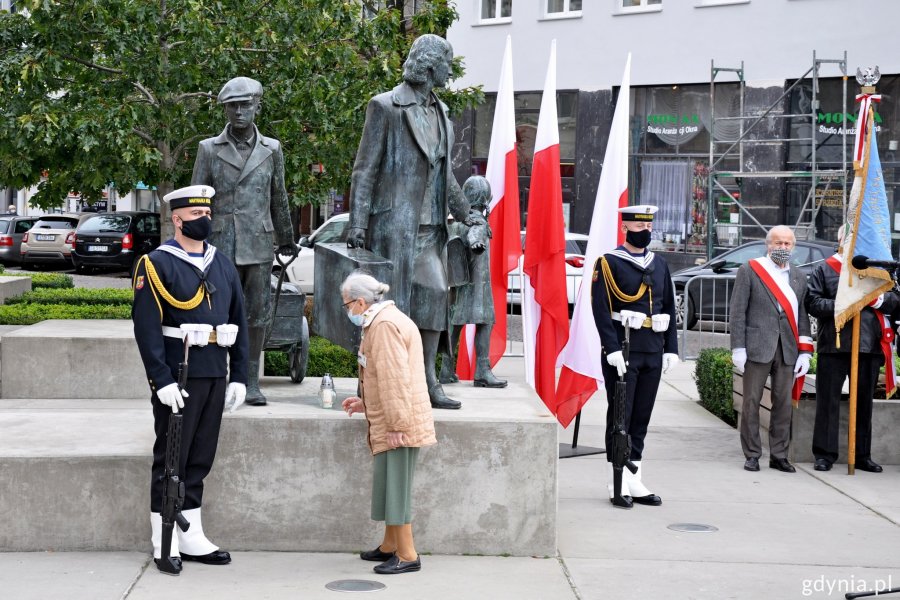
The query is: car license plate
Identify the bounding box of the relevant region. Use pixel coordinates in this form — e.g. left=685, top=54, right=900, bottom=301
left=87, top=245, right=108, bottom=252
left=36, top=234, right=54, bottom=241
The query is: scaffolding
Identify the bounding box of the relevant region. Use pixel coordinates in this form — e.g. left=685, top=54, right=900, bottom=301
left=706, top=51, right=848, bottom=258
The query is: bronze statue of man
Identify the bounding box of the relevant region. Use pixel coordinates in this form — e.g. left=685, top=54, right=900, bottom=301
left=192, top=77, right=296, bottom=406
left=440, top=176, right=506, bottom=388
left=347, top=34, right=473, bottom=410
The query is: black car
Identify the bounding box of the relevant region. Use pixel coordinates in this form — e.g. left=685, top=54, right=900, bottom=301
left=671, top=239, right=835, bottom=330
left=72, top=212, right=162, bottom=273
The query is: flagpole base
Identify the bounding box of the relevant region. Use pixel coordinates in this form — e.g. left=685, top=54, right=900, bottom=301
left=559, top=444, right=605, bottom=459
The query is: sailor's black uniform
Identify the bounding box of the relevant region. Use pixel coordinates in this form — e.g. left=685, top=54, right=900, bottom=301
left=591, top=247, right=678, bottom=460
left=132, top=240, right=249, bottom=512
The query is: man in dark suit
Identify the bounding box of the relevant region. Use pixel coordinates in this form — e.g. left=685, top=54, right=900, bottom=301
left=192, top=77, right=296, bottom=406
left=805, top=226, right=897, bottom=473
left=346, top=34, right=472, bottom=410
left=730, top=225, right=813, bottom=473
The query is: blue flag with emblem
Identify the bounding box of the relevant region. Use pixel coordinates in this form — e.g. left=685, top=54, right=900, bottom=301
left=835, top=108, right=895, bottom=332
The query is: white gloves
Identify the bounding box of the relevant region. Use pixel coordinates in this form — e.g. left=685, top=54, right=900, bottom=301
left=225, top=382, right=247, bottom=413
left=663, top=353, right=679, bottom=373
left=732, top=348, right=747, bottom=374
left=606, top=351, right=627, bottom=377
left=157, top=383, right=188, bottom=413
left=794, top=354, right=811, bottom=378
left=619, top=310, right=647, bottom=330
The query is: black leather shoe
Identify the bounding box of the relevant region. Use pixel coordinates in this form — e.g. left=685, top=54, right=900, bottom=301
left=744, top=457, right=760, bottom=472
left=632, top=494, right=662, bottom=506
left=181, top=550, right=231, bottom=565
left=360, top=546, right=395, bottom=562
left=610, top=495, right=633, bottom=509
left=857, top=458, right=883, bottom=473
left=769, top=457, right=796, bottom=473
left=154, top=557, right=182, bottom=575
left=373, top=554, right=421, bottom=574
left=245, top=396, right=267, bottom=406
left=814, top=458, right=832, bottom=472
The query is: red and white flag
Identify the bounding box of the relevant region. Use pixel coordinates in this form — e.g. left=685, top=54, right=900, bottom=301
left=554, top=54, right=632, bottom=427
left=457, top=36, right=521, bottom=380
left=522, top=40, right=569, bottom=413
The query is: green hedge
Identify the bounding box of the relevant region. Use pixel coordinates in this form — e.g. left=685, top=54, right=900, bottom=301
left=694, top=348, right=737, bottom=427
left=265, top=335, right=358, bottom=378
left=6, top=287, right=132, bottom=306
left=0, top=303, right=131, bottom=324
left=28, top=273, right=74, bottom=289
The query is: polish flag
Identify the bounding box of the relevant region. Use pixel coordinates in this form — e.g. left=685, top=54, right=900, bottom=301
left=522, top=40, right=569, bottom=413
left=554, top=54, right=632, bottom=427
left=457, top=36, right=521, bottom=380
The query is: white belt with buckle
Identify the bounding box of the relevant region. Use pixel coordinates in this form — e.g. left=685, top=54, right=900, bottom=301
left=161, top=325, right=218, bottom=344
left=611, top=311, right=652, bottom=329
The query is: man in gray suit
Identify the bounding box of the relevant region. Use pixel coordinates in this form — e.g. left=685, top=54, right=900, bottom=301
left=346, top=34, right=472, bottom=410
left=192, top=77, right=296, bottom=406
left=730, top=225, right=814, bottom=473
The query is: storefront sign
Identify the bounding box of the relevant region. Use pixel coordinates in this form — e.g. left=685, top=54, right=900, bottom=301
left=646, top=114, right=702, bottom=137
left=817, top=110, right=884, bottom=135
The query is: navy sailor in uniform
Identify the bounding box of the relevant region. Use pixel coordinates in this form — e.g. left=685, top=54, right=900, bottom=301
left=132, top=184, right=249, bottom=573
left=591, top=205, right=679, bottom=509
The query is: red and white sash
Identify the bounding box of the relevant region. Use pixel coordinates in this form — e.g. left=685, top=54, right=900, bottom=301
left=825, top=255, right=896, bottom=398
left=749, top=257, right=814, bottom=401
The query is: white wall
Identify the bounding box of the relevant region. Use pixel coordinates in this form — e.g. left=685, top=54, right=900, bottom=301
left=448, top=0, right=900, bottom=92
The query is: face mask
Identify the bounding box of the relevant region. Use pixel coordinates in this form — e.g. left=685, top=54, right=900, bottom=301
left=770, top=248, right=792, bottom=265
left=347, top=308, right=365, bottom=327
left=626, top=229, right=652, bottom=249
left=180, top=216, right=211, bottom=241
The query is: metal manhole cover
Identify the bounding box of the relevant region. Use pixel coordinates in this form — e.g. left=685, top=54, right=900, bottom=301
left=325, top=579, right=387, bottom=593
left=667, top=523, right=718, bottom=533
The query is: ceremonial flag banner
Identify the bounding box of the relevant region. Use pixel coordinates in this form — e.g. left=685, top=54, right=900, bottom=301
left=554, top=54, right=632, bottom=428
left=457, top=36, right=521, bottom=380
left=522, top=40, right=569, bottom=412
left=834, top=105, right=894, bottom=333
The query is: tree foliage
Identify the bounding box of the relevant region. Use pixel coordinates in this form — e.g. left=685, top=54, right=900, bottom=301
left=0, top=0, right=482, bottom=210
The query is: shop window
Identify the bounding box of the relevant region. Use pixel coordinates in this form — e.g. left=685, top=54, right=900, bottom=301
left=480, top=0, right=512, bottom=22
left=545, top=0, right=582, bottom=17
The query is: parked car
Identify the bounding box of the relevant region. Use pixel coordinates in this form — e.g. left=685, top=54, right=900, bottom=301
left=507, top=231, right=589, bottom=306
left=671, top=239, right=835, bottom=330
left=71, top=212, right=162, bottom=274
left=277, top=213, right=349, bottom=294
left=0, top=216, right=37, bottom=266
left=20, top=213, right=93, bottom=269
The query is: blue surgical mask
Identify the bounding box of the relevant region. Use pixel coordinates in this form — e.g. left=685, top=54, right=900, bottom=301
left=347, top=309, right=365, bottom=327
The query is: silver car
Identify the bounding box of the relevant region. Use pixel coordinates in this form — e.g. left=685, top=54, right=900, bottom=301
left=0, top=216, right=37, bottom=266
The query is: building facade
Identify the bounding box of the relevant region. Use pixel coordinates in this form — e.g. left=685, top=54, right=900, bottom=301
left=447, top=0, right=900, bottom=265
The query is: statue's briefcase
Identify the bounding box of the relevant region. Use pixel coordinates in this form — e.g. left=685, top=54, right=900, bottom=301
left=313, top=243, right=393, bottom=353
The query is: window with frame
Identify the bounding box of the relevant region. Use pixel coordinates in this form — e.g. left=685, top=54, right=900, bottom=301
left=619, top=0, right=662, bottom=10
left=546, top=0, right=582, bottom=15
left=480, top=0, right=512, bottom=21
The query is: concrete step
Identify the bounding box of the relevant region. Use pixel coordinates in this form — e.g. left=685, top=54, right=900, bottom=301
left=0, top=376, right=558, bottom=556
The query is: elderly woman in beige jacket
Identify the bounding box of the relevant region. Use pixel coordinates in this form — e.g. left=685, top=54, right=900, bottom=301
left=341, top=272, right=437, bottom=575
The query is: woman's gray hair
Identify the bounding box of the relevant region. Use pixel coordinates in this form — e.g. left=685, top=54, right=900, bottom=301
left=341, top=271, right=390, bottom=304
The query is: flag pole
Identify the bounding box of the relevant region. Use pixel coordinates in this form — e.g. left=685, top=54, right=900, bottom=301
left=848, top=314, right=860, bottom=475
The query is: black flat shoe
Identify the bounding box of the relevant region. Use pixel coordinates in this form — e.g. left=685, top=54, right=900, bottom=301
left=814, top=458, right=832, bottom=472
left=744, top=457, right=760, bottom=472
left=769, top=457, right=796, bottom=473
left=181, top=550, right=231, bottom=565
left=374, top=554, right=421, bottom=574
left=610, top=495, right=633, bottom=509
left=360, top=547, right=395, bottom=562
left=857, top=458, right=883, bottom=473
left=154, top=557, right=182, bottom=575
left=632, top=494, right=662, bottom=506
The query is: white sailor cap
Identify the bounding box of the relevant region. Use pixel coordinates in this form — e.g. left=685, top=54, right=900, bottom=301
left=619, top=205, right=658, bottom=222
left=163, top=185, right=215, bottom=210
